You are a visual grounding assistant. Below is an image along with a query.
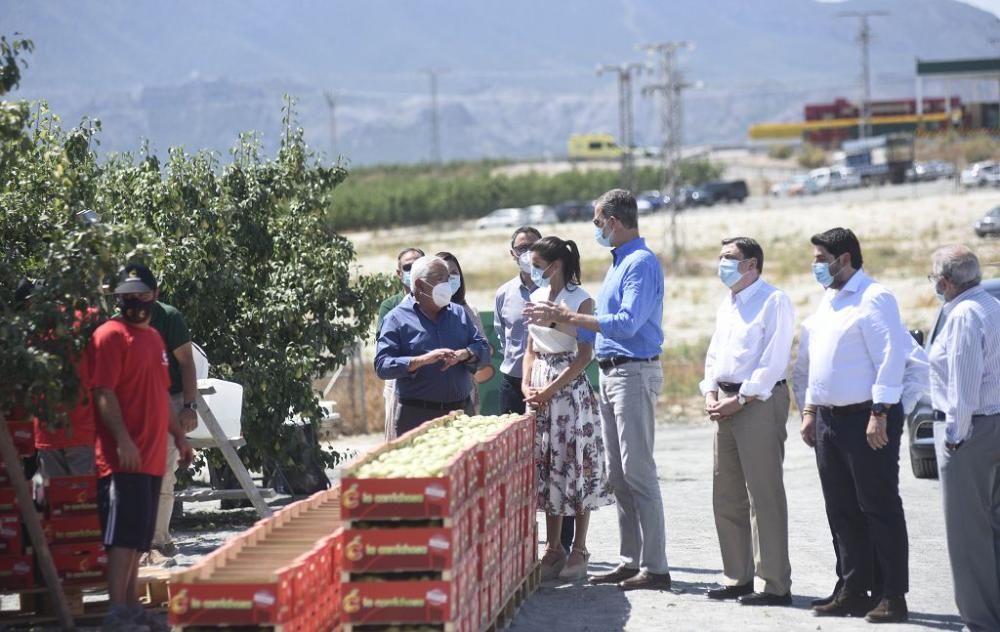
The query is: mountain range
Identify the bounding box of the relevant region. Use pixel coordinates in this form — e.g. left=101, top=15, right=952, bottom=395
left=2, top=0, right=998, bottom=164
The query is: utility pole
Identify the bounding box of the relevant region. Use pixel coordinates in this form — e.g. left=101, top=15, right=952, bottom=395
left=421, top=68, right=445, bottom=167
left=641, top=41, right=695, bottom=269
left=324, top=91, right=337, bottom=158
left=597, top=62, right=644, bottom=192
left=840, top=11, right=888, bottom=139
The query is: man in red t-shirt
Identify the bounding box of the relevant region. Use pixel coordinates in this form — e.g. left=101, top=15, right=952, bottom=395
left=91, top=264, right=193, bottom=629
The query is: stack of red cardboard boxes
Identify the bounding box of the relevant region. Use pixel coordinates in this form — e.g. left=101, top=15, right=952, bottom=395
left=168, top=487, right=342, bottom=631
left=0, top=421, right=35, bottom=592
left=42, top=474, right=105, bottom=585
left=338, top=412, right=538, bottom=632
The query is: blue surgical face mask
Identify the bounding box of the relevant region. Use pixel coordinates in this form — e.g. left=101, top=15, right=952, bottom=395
left=530, top=263, right=553, bottom=288
left=595, top=222, right=612, bottom=248
left=813, top=262, right=835, bottom=288
left=402, top=270, right=412, bottom=291
left=718, top=258, right=745, bottom=288
left=448, top=274, right=462, bottom=295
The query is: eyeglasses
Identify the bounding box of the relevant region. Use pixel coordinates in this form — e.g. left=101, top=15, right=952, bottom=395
left=512, top=245, right=531, bottom=255
left=401, top=263, right=413, bottom=272
left=926, top=273, right=941, bottom=282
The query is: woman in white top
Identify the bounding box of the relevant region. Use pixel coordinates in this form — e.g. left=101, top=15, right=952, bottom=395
left=437, top=251, right=492, bottom=413
left=522, top=236, right=614, bottom=581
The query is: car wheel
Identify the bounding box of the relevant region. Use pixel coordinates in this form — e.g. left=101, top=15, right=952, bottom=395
left=910, top=450, right=939, bottom=479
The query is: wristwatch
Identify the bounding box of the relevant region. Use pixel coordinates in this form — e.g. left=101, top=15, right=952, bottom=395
left=182, top=401, right=198, bottom=411
left=871, top=403, right=889, bottom=417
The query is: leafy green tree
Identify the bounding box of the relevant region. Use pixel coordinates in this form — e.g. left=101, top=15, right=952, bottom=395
left=2, top=38, right=391, bottom=474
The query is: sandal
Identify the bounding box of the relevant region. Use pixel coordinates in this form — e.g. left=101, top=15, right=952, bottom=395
left=558, top=547, right=590, bottom=581
left=540, top=546, right=567, bottom=581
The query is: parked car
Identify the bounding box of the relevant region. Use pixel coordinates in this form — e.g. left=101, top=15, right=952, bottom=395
left=960, top=161, right=1000, bottom=187
left=787, top=174, right=820, bottom=196
left=678, top=186, right=714, bottom=207
left=522, top=204, right=559, bottom=225
left=907, top=278, right=1000, bottom=478
left=975, top=205, right=1000, bottom=238
left=907, top=160, right=956, bottom=182
left=833, top=166, right=863, bottom=190
left=699, top=180, right=749, bottom=204
left=637, top=190, right=666, bottom=215
left=476, top=207, right=523, bottom=230
left=554, top=200, right=595, bottom=223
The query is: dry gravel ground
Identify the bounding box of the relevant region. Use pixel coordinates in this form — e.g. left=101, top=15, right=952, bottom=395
left=509, top=419, right=962, bottom=632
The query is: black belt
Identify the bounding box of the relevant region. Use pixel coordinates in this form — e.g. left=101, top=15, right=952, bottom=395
left=933, top=409, right=997, bottom=422
left=718, top=379, right=786, bottom=394
left=818, top=400, right=873, bottom=416
left=399, top=397, right=470, bottom=411
left=598, top=355, right=659, bottom=371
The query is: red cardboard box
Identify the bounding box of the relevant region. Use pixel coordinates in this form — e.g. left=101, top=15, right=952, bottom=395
left=341, top=527, right=461, bottom=573
left=0, top=488, right=16, bottom=514
left=44, top=514, right=103, bottom=545
left=8, top=421, right=35, bottom=457
left=169, top=580, right=294, bottom=626
left=50, top=542, right=108, bottom=584
left=0, top=513, right=22, bottom=554
left=47, top=475, right=98, bottom=516
left=340, top=580, right=456, bottom=625
left=0, top=554, right=34, bottom=590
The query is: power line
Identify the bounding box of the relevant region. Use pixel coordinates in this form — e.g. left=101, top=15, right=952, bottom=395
left=597, top=62, right=644, bottom=191
left=641, top=41, right=699, bottom=268
left=420, top=68, right=446, bottom=166
left=839, top=10, right=889, bottom=139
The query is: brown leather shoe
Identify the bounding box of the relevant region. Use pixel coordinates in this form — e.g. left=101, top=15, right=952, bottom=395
left=865, top=596, right=908, bottom=623
left=813, top=590, right=873, bottom=617
left=588, top=564, right=639, bottom=585
left=620, top=570, right=672, bottom=591
left=706, top=582, right=752, bottom=600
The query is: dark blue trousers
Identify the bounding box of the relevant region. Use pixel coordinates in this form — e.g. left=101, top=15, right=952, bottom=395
left=815, top=403, right=908, bottom=596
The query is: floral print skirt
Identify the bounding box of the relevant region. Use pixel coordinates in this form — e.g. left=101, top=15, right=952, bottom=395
left=530, top=351, right=615, bottom=516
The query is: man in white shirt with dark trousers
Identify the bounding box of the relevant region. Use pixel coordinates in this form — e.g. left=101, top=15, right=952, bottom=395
left=927, top=245, right=1000, bottom=632
left=793, top=227, right=910, bottom=624
left=701, top=237, right=795, bottom=607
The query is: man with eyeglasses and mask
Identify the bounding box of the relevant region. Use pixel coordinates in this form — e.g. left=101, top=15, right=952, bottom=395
left=495, top=226, right=542, bottom=416
left=701, top=237, right=795, bottom=607
left=792, top=227, right=911, bottom=624
left=377, top=247, right=425, bottom=442
left=91, top=264, right=194, bottom=631
left=525, top=189, right=670, bottom=592
left=375, top=255, right=490, bottom=436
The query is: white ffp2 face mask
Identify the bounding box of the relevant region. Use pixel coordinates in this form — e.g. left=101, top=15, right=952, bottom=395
left=430, top=282, right=453, bottom=307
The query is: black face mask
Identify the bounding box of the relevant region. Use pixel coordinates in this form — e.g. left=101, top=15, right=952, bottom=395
left=117, top=296, right=154, bottom=323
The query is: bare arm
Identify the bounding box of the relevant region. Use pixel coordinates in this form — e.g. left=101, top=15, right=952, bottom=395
left=173, top=342, right=199, bottom=432
left=94, top=387, right=141, bottom=471
left=521, top=336, right=537, bottom=398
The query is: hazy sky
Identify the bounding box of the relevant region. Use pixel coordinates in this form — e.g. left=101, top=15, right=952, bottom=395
left=961, top=0, right=1000, bottom=16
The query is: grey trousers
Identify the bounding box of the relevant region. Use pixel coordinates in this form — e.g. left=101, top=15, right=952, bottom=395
left=934, top=417, right=1000, bottom=632
left=153, top=393, right=185, bottom=548
left=599, top=360, right=669, bottom=574
left=37, top=446, right=95, bottom=479
left=713, top=385, right=791, bottom=595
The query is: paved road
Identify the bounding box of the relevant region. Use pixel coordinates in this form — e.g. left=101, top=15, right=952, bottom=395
left=510, top=420, right=963, bottom=632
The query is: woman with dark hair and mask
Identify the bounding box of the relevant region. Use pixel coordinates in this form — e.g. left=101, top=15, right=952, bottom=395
left=436, top=251, right=490, bottom=413
left=522, top=236, right=614, bottom=581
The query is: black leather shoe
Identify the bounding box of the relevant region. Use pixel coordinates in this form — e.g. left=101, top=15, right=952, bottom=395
left=706, top=582, right=753, bottom=600
left=811, top=578, right=843, bottom=607
left=740, top=592, right=793, bottom=606
left=865, top=596, right=908, bottom=623
left=588, top=564, right=639, bottom=585
left=813, top=590, right=872, bottom=617
left=620, top=571, right=672, bottom=591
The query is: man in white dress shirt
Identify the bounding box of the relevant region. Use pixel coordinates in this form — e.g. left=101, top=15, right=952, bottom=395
left=927, top=245, right=1000, bottom=632
left=701, top=237, right=795, bottom=606
left=793, top=227, right=910, bottom=623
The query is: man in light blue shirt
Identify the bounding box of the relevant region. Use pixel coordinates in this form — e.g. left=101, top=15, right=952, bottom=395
left=525, top=189, right=669, bottom=591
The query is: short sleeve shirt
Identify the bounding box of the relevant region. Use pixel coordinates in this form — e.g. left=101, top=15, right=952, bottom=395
left=90, top=319, right=171, bottom=477
left=150, top=301, right=192, bottom=395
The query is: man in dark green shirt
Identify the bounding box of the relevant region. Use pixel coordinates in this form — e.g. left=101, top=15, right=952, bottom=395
left=147, top=286, right=199, bottom=565
left=378, top=247, right=424, bottom=442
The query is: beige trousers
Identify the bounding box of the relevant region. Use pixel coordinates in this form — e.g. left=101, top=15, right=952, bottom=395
left=713, top=384, right=792, bottom=595
left=152, top=394, right=184, bottom=548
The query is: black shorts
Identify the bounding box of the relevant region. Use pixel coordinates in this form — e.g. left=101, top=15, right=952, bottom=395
left=97, top=473, right=161, bottom=552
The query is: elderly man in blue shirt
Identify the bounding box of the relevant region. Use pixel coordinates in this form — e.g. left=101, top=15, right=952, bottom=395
left=375, top=255, right=491, bottom=436
left=525, top=188, right=670, bottom=591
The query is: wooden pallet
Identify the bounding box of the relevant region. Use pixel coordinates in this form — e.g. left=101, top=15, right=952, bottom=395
left=0, top=568, right=171, bottom=627
left=484, top=562, right=541, bottom=632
